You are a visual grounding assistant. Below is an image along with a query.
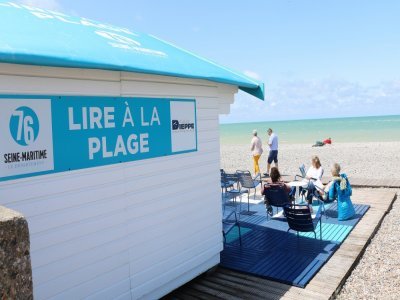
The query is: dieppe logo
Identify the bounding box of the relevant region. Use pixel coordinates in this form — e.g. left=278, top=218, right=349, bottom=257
left=9, top=106, right=40, bottom=146
left=172, top=120, right=195, bottom=130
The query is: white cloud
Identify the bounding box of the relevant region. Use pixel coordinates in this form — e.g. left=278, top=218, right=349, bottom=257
left=243, top=70, right=261, bottom=80
left=18, top=0, right=63, bottom=12
left=220, top=79, right=400, bottom=123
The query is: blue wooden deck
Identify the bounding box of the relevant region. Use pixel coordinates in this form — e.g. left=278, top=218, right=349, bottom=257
left=165, top=188, right=397, bottom=300
left=221, top=201, right=369, bottom=288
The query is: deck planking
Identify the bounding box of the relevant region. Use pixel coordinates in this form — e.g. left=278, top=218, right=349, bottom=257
left=164, top=187, right=397, bottom=300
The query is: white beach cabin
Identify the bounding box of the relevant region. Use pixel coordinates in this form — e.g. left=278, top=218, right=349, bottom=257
left=0, top=3, right=264, bottom=300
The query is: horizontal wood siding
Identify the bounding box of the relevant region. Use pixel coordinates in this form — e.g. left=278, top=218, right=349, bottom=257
left=0, top=64, right=227, bottom=299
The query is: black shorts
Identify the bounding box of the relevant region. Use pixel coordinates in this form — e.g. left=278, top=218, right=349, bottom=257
left=268, top=150, right=278, bottom=164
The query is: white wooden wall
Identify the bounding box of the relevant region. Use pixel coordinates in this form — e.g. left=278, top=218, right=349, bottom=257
left=0, top=63, right=237, bottom=299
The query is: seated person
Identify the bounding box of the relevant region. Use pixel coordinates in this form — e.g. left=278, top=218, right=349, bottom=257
left=323, top=137, right=332, bottom=145
left=324, top=163, right=355, bottom=221
left=323, top=163, right=342, bottom=198
left=262, top=167, right=294, bottom=215
left=307, top=162, right=340, bottom=201
left=302, top=156, right=324, bottom=204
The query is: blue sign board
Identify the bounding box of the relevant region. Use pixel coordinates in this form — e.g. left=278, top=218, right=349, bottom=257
left=0, top=95, right=197, bottom=181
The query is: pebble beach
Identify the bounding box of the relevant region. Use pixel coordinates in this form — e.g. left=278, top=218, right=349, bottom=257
left=337, top=188, right=400, bottom=299
left=220, top=141, right=400, bottom=299
left=221, top=141, right=400, bottom=180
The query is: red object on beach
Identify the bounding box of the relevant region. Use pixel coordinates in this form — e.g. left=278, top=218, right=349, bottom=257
left=323, top=138, right=332, bottom=144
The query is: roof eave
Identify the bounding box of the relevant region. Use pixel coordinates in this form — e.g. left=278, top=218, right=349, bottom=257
left=240, top=83, right=265, bottom=101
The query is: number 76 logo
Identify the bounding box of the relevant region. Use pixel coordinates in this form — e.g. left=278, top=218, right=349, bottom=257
left=9, top=106, right=40, bottom=146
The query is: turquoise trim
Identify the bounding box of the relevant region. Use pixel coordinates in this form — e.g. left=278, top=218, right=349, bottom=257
left=194, top=100, right=198, bottom=152
left=0, top=3, right=264, bottom=100
left=240, top=83, right=265, bottom=101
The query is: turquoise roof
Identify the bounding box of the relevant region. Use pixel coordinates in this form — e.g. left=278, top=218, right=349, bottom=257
left=0, top=2, right=264, bottom=100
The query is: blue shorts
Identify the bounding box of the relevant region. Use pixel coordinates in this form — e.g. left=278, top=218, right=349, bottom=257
left=268, top=150, right=278, bottom=164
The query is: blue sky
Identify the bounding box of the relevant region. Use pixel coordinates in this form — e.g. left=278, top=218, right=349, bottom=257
left=18, top=0, right=400, bottom=123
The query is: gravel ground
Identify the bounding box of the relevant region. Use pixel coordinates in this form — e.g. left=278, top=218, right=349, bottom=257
left=336, top=189, right=400, bottom=300
left=221, top=142, right=400, bottom=180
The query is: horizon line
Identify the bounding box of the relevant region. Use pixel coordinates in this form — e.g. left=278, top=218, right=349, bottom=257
left=219, top=113, right=400, bottom=125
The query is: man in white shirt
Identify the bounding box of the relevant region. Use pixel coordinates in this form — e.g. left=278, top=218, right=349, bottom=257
left=264, top=128, right=278, bottom=177
left=250, top=130, right=263, bottom=175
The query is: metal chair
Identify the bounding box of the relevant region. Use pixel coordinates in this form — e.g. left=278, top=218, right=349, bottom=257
left=236, top=170, right=261, bottom=213
left=295, top=164, right=326, bottom=213
left=283, top=204, right=323, bottom=240
left=294, top=163, right=307, bottom=181
left=310, top=184, right=331, bottom=218
left=220, top=169, right=235, bottom=195
left=222, top=210, right=242, bottom=246
left=263, top=183, right=292, bottom=219
left=221, top=169, right=239, bottom=200
left=220, top=169, right=243, bottom=214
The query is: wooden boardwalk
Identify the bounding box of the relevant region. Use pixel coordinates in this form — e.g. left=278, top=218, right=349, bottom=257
left=164, top=185, right=398, bottom=300
left=348, top=177, right=400, bottom=188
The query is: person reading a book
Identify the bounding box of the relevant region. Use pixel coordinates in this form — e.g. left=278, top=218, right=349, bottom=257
left=303, top=155, right=324, bottom=205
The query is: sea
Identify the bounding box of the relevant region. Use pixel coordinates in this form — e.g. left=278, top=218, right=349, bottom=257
left=220, top=115, right=400, bottom=145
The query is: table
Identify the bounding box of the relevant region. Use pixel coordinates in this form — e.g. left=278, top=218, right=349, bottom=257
left=288, top=180, right=308, bottom=203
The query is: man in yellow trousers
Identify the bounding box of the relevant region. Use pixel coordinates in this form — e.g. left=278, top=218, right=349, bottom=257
left=250, top=130, right=263, bottom=176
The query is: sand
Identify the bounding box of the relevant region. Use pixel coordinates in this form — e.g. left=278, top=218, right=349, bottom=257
left=221, top=141, right=400, bottom=180
left=220, top=141, right=400, bottom=299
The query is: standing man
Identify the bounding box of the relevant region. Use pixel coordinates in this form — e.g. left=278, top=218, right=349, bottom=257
left=250, top=130, right=263, bottom=175
left=264, top=128, right=278, bottom=177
